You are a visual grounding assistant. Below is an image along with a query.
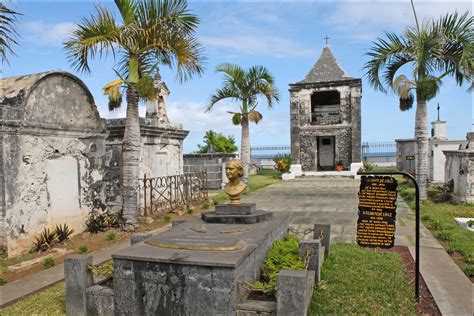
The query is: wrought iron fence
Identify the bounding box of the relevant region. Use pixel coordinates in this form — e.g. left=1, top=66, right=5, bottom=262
left=362, top=141, right=396, bottom=160
left=138, top=172, right=208, bottom=216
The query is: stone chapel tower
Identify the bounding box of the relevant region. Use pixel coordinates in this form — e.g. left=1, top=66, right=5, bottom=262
left=289, top=45, right=362, bottom=172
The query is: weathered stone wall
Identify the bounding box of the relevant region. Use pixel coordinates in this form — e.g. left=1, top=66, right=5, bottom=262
left=1, top=72, right=107, bottom=255
left=289, top=80, right=362, bottom=171
left=445, top=151, right=474, bottom=204
left=184, top=153, right=236, bottom=189
left=396, top=139, right=416, bottom=174
left=430, top=140, right=463, bottom=182
left=105, top=118, right=188, bottom=214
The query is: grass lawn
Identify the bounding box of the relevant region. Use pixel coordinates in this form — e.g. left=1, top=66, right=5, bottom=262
left=397, top=178, right=474, bottom=277
left=1, top=282, right=66, bottom=315
left=308, top=243, right=417, bottom=315
left=212, top=169, right=281, bottom=204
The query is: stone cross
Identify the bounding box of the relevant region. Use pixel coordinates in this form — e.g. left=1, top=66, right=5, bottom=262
left=437, top=103, right=440, bottom=121
left=324, top=36, right=330, bottom=45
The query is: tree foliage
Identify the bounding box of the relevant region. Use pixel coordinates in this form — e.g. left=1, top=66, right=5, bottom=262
left=196, top=130, right=238, bottom=154
left=0, top=2, right=22, bottom=65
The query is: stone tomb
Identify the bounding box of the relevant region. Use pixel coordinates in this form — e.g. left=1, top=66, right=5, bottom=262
left=112, top=211, right=288, bottom=315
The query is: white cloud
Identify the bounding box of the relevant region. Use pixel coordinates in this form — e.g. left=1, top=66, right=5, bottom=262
left=200, top=35, right=314, bottom=58
left=23, top=21, right=75, bottom=46
left=324, top=1, right=472, bottom=42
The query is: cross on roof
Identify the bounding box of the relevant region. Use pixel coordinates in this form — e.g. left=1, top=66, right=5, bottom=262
left=437, top=103, right=440, bottom=121
left=324, top=36, right=330, bottom=45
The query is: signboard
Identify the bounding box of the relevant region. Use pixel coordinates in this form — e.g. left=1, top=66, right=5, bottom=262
left=356, top=176, right=398, bottom=248
left=406, top=155, right=415, bottom=160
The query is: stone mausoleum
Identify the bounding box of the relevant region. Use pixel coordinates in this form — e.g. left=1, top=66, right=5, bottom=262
left=1, top=71, right=187, bottom=255
left=289, top=45, right=362, bottom=172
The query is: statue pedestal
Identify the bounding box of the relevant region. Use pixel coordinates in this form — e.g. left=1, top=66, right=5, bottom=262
left=202, top=203, right=272, bottom=224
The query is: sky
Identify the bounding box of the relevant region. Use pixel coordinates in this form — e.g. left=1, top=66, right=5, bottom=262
left=2, top=0, right=473, bottom=154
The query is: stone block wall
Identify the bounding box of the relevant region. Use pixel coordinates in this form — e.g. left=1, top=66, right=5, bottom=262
left=184, top=153, right=236, bottom=189
left=105, top=118, right=188, bottom=214
left=396, top=139, right=416, bottom=174
left=444, top=150, right=474, bottom=204
left=289, top=80, right=362, bottom=171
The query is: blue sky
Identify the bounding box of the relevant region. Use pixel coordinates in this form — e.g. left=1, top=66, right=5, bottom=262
left=3, top=0, right=473, bottom=153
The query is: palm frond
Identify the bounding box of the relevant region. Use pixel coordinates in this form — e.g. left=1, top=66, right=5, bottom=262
left=249, top=110, right=263, bottom=124
left=392, top=75, right=415, bottom=99
left=0, top=3, right=22, bottom=65
left=64, top=4, right=120, bottom=73
left=207, top=86, right=241, bottom=112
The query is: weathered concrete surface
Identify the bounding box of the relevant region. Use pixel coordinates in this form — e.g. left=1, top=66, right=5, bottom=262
left=298, top=239, right=322, bottom=283
left=237, top=300, right=276, bottom=316
left=313, top=224, right=331, bottom=256
left=184, top=153, right=236, bottom=189
left=64, top=255, right=94, bottom=316
left=215, top=203, right=256, bottom=215
left=86, top=285, right=114, bottom=316
left=112, top=213, right=288, bottom=315
left=277, top=270, right=315, bottom=316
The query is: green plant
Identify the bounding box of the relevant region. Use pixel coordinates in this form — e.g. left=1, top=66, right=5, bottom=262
left=54, top=224, right=74, bottom=243
left=253, top=234, right=304, bottom=294
left=164, top=214, right=172, bottom=222
left=33, top=228, right=58, bottom=252
left=89, top=261, right=114, bottom=277
left=187, top=207, right=194, bottom=214
left=437, top=230, right=454, bottom=241
left=467, top=220, right=474, bottom=228
left=463, top=265, right=474, bottom=277
left=363, top=160, right=375, bottom=172
left=42, top=256, right=55, bottom=269
left=273, top=154, right=292, bottom=173
left=0, top=276, right=6, bottom=285
left=78, top=245, right=89, bottom=254
left=86, top=211, right=119, bottom=234
left=202, top=203, right=210, bottom=210
left=196, top=130, right=238, bottom=154
left=0, top=247, right=6, bottom=259
left=106, top=231, right=117, bottom=241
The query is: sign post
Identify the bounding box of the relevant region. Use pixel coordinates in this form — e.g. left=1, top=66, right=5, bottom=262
left=357, top=171, right=420, bottom=302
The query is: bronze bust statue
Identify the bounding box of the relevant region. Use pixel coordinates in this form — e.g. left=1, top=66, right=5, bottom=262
left=223, top=159, right=247, bottom=204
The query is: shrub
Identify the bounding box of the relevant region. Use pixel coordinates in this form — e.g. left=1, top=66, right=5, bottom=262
left=106, top=231, right=117, bottom=241
left=89, top=261, right=114, bottom=277
left=202, top=203, right=210, bottom=210
left=187, top=207, right=194, bottom=214
left=33, top=228, right=58, bottom=252
left=86, top=211, right=119, bottom=234
left=273, top=153, right=292, bottom=173
left=253, top=234, right=304, bottom=294
left=78, top=245, right=89, bottom=254
left=0, top=248, right=6, bottom=259
left=54, top=224, right=74, bottom=243
left=0, top=276, right=6, bottom=285
left=363, top=160, right=375, bottom=172
left=42, top=256, right=55, bottom=269
left=164, top=214, right=172, bottom=222
left=437, top=230, right=453, bottom=241
left=467, top=220, right=474, bottom=228
left=196, top=130, right=238, bottom=154
left=463, top=265, right=474, bottom=277
left=427, top=183, right=452, bottom=203
left=421, top=214, right=431, bottom=221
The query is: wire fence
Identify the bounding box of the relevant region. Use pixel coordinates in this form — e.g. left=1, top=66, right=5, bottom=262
left=362, top=142, right=396, bottom=160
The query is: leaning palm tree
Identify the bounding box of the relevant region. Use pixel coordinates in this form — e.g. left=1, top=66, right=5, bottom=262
left=207, top=64, right=280, bottom=182
left=64, top=0, right=204, bottom=229
left=0, top=2, right=22, bottom=65
left=364, top=2, right=473, bottom=200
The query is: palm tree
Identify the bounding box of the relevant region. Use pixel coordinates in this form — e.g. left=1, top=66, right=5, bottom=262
left=64, top=0, right=204, bottom=229
left=364, top=2, right=473, bottom=200
left=0, top=2, right=22, bottom=65
left=207, top=64, right=280, bottom=182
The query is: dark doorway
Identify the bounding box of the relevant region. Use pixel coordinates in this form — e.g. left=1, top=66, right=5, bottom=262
left=317, top=136, right=335, bottom=171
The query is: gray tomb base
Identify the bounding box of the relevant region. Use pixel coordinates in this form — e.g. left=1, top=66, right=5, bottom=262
left=202, top=202, right=273, bottom=224
left=112, top=212, right=288, bottom=315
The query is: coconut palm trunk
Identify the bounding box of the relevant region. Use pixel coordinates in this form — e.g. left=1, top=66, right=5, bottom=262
left=122, top=84, right=141, bottom=229
left=240, top=113, right=251, bottom=183
left=415, top=97, right=429, bottom=200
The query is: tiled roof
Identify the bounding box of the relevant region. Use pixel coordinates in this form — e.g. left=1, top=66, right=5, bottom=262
left=299, top=46, right=354, bottom=83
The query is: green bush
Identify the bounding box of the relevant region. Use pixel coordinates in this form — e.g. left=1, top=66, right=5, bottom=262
left=164, top=214, right=172, bottom=222
left=106, top=231, right=117, bottom=241
left=42, top=256, right=55, bottom=269
left=54, top=224, right=74, bottom=243
left=196, top=130, right=238, bottom=154
left=467, top=220, right=474, bottom=228
left=463, top=265, right=474, bottom=277
left=78, top=245, right=89, bottom=254
left=273, top=153, right=292, bottom=173
left=363, top=160, right=375, bottom=172
left=89, top=261, right=114, bottom=277
left=202, top=203, right=210, bottom=210
left=0, top=276, right=6, bottom=285
left=253, top=234, right=304, bottom=294
left=187, top=207, right=193, bottom=214
left=86, top=211, right=119, bottom=234
left=33, top=228, right=58, bottom=252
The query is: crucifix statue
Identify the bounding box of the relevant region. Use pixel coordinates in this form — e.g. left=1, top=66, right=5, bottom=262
left=437, top=103, right=440, bottom=121
left=324, top=36, right=330, bottom=45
